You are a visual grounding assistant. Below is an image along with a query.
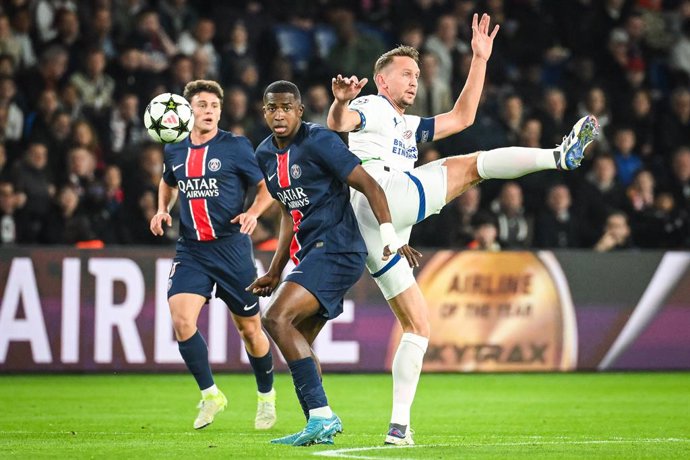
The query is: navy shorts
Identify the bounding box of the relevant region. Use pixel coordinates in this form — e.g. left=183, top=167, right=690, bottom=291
left=168, top=233, right=260, bottom=317
left=285, top=247, right=366, bottom=320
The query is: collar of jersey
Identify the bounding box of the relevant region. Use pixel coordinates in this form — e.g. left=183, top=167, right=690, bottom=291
left=188, top=130, right=222, bottom=148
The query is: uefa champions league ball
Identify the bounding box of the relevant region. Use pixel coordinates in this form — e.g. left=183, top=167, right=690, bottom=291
left=144, top=93, right=194, bottom=143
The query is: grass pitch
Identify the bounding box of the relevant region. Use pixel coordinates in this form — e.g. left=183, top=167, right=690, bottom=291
left=1, top=373, right=688, bottom=459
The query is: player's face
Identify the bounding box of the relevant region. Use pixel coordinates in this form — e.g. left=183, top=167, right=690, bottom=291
left=379, top=56, right=420, bottom=110
left=190, top=91, right=221, bottom=134
left=263, top=93, right=304, bottom=140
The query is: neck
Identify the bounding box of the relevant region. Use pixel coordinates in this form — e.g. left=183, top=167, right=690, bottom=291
left=191, top=127, right=218, bottom=145
left=273, top=123, right=301, bottom=150
left=379, top=93, right=406, bottom=115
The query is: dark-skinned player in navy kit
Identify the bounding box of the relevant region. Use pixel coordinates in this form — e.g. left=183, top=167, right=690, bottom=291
left=248, top=80, right=421, bottom=446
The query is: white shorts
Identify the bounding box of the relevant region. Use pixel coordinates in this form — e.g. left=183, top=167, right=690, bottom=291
left=351, top=159, right=448, bottom=299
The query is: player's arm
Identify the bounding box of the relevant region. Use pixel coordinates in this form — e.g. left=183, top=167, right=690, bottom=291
left=327, top=74, right=368, bottom=132
left=231, top=179, right=274, bottom=235
left=346, top=165, right=422, bottom=268
left=150, top=179, right=178, bottom=236
left=246, top=206, right=295, bottom=296
left=433, top=13, right=499, bottom=141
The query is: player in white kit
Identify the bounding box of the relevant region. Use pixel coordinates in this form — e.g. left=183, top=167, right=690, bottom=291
left=327, top=13, right=599, bottom=445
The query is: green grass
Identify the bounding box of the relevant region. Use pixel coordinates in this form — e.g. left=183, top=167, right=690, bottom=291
left=1, top=373, right=688, bottom=459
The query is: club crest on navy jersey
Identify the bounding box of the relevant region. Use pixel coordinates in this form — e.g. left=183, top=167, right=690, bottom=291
left=291, top=164, right=302, bottom=179
left=208, top=158, right=221, bottom=172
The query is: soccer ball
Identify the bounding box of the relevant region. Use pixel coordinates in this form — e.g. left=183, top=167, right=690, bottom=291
left=144, top=93, right=194, bottom=143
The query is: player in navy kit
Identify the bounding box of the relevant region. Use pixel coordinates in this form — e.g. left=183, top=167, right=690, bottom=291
left=149, top=80, right=277, bottom=431
left=248, top=80, right=421, bottom=446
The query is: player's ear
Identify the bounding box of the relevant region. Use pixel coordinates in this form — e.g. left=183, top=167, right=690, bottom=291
left=298, top=103, right=305, bottom=115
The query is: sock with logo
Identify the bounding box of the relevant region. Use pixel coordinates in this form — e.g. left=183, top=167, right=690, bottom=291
left=293, top=380, right=310, bottom=420
left=390, top=332, right=429, bottom=427
left=477, top=147, right=557, bottom=179
left=288, top=357, right=329, bottom=413
left=178, top=329, right=214, bottom=391
left=247, top=349, right=274, bottom=393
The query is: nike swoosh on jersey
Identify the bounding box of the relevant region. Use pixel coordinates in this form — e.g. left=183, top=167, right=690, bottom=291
left=172, top=164, right=184, bottom=171
left=243, top=302, right=258, bottom=311
left=267, top=172, right=277, bottom=181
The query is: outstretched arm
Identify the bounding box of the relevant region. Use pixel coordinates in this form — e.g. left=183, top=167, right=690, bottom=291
left=231, top=179, right=274, bottom=235
left=433, top=13, right=499, bottom=140
left=346, top=165, right=421, bottom=267
left=150, top=179, right=177, bottom=236
left=327, top=74, right=369, bottom=132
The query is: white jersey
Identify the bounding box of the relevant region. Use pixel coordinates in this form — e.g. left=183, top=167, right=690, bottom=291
left=348, top=95, right=435, bottom=172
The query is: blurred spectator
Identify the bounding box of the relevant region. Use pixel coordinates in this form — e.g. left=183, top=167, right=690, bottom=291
left=538, top=88, right=572, bottom=148
left=669, top=146, right=690, bottom=210
left=65, top=146, right=106, bottom=215
left=533, top=184, right=580, bottom=248
left=656, top=87, right=690, bottom=159
left=39, top=184, right=96, bottom=244
left=0, top=77, right=23, bottom=145
left=303, top=83, right=331, bottom=126
left=576, top=154, right=627, bottom=246
left=110, top=45, right=154, bottom=102
left=25, top=88, right=60, bottom=145
left=220, top=20, right=257, bottom=88
left=59, top=81, right=83, bottom=119
left=69, top=48, right=115, bottom=115
left=165, top=54, right=193, bottom=95
left=45, top=110, right=73, bottom=175
left=325, top=7, right=385, bottom=93
left=467, top=211, right=500, bottom=251
left=8, top=7, right=37, bottom=70
left=624, top=89, right=655, bottom=159
left=158, top=0, right=198, bottom=41
left=612, top=126, right=643, bottom=187
left=191, top=48, right=215, bottom=80
left=669, top=19, right=690, bottom=84
left=594, top=211, right=635, bottom=252
left=438, top=185, right=481, bottom=248
left=407, top=52, right=453, bottom=118
left=491, top=181, right=532, bottom=249
left=625, top=169, right=656, bottom=215
left=82, top=7, right=117, bottom=60
left=34, top=0, right=78, bottom=44
left=0, top=14, right=23, bottom=67
left=12, top=142, right=55, bottom=242
left=424, top=14, right=468, bottom=88
left=398, top=23, right=425, bottom=50
left=0, top=143, right=9, bottom=180
left=127, top=9, right=177, bottom=73
left=112, top=0, right=148, bottom=40
left=577, top=86, right=611, bottom=152
left=45, top=8, right=81, bottom=74
left=70, top=119, right=105, bottom=171
left=497, top=93, right=525, bottom=146
left=177, top=17, right=219, bottom=79
left=20, top=45, right=68, bottom=110
left=0, top=180, right=21, bottom=244
left=104, top=92, right=145, bottom=165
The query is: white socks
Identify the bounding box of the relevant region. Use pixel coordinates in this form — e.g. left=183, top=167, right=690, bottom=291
left=201, top=384, right=219, bottom=398
left=309, top=406, right=333, bottom=419
left=477, top=147, right=557, bottom=180
left=390, top=332, right=429, bottom=427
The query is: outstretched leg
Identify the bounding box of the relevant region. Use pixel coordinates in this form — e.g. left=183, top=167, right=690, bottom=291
left=443, top=115, right=600, bottom=202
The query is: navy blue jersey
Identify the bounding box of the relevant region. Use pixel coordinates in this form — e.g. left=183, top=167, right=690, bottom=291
left=255, top=122, right=367, bottom=263
left=163, top=130, right=263, bottom=241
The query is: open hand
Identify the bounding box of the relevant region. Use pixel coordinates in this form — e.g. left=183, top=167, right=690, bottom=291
left=332, top=74, right=368, bottom=103
left=471, top=13, right=500, bottom=62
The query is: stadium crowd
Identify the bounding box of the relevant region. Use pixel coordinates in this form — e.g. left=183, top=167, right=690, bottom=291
left=0, top=0, right=689, bottom=250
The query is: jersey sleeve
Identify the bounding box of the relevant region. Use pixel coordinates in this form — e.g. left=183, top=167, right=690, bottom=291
left=405, top=114, right=435, bottom=143
left=162, top=145, right=176, bottom=186
left=349, top=96, right=384, bottom=133
left=312, top=128, right=361, bottom=182
left=234, top=136, right=264, bottom=184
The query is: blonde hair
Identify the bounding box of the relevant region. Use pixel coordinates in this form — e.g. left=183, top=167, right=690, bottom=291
left=373, top=45, right=419, bottom=76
